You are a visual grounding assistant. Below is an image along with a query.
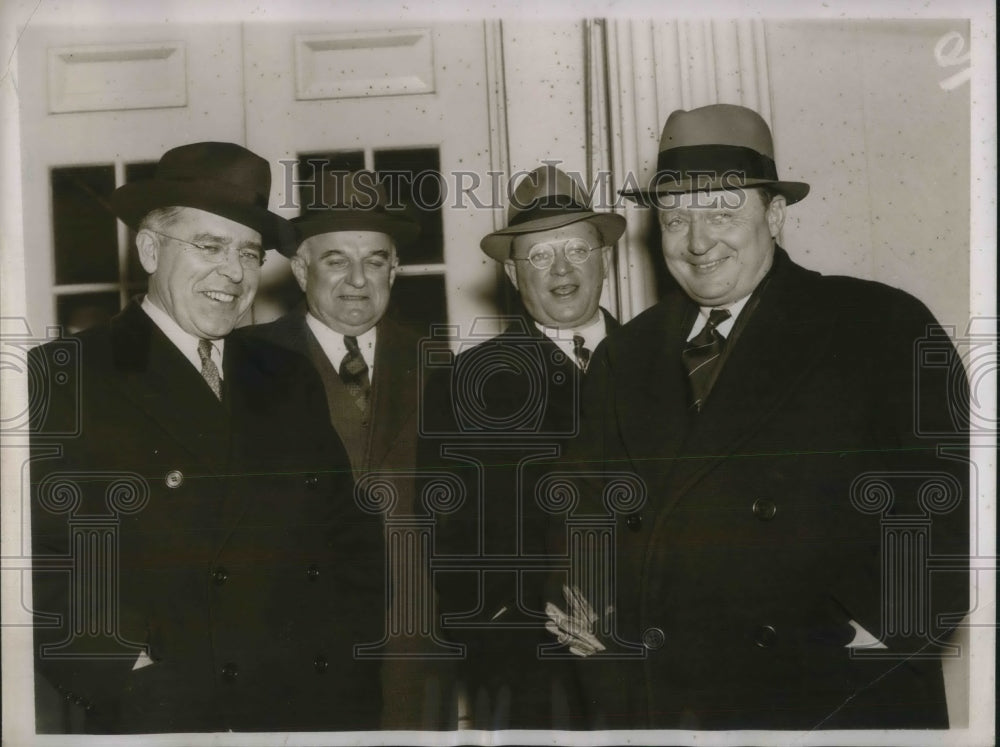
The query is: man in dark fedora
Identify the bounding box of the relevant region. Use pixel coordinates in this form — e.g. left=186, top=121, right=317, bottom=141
left=247, top=169, right=451, bottom=730
left=547, top=104, right=970, bottom=730
left=419, top=163, right=626, bottom=729
left=29, top=142, right=383, bottom=733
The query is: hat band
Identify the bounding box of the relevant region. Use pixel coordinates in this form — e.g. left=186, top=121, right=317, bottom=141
left=655, top=144, right=778, bottom=186
left=508, top=199, right=589, bottom=227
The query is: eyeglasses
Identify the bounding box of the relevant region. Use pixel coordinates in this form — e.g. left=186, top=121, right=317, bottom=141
left=145, top=229, right=265, bottom=269
left=511, top=238, right=602, bottom=270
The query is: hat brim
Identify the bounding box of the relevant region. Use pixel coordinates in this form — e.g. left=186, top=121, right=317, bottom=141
left=111, top=180, right=295, bottom=253
left=620, top=178, right=810, bottom=207
left=288, top=212, right=420, bottom=257
left=480, top=212, right=626, bottom=262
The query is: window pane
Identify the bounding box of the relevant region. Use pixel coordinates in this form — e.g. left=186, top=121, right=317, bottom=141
left=51, top=166, right=117, bottom=285
left=124, top=162, right=158, bottom=285
left=374, top=148, right=444, bottom=265
left=296, top=151, right=365, bottom=213
left=57, top=292, right=120, bottom=334
left=388, top=274, right=447, bottom=337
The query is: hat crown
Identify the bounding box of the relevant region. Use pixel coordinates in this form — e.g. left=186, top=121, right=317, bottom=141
left=307, top=170, right=392, bottom=212
left=659, top=104, right=775, bottom=157
left=290, top=170, right=420, bottom=254
left=507, top=165, right=592, bottom=227
left=156, top=142, right=271, bottom=207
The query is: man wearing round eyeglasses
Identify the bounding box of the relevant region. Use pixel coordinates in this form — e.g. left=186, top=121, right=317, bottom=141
left=493, top=168, right=624, bottom=371
left=420, top=163, right=625, bottom=730
left=29, top=142, right=382, bottom=734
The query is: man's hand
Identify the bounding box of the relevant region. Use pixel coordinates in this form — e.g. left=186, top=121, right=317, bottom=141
left=544, top=584, right=612, bottom=657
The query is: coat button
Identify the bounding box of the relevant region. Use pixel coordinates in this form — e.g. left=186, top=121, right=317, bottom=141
left=306, top=564, right=320, bottom=581
left=754, top=625, right=777, bottom=648
left=625, top=513, right=643, bottom=532
left=212, top=567, right=228, bottom=585
left=221, top=662, right=239, bottom=681
left=304, top=474, right=319, bottom=490
left=752, top=498, right=777, bottom=520
left=314, top=655, right=329, bottom=673
left=642, top=627, right=665, bottom=650
left=164, top=470, right=184, bottom=489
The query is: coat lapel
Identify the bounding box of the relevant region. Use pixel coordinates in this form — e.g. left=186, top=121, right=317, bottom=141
left=110, top=301, right=230, bottom=471
left=664, top=251, right=832, bottom=500
left=614, top=296, right=697, bottom=481
left=367, top=319, right=418, bottom=472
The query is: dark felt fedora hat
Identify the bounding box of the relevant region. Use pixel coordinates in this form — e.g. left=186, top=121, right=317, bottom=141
left=480, top=164, right=626, bottom=262
left=620, top=104, right=810, bottom=206
left=110, top=141, right=293, bottom=251
left=287, top=170, right=420, bottom=257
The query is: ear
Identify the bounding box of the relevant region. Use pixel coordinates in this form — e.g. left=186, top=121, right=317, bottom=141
left=503, top=259, right=519, bottom=290
left=599, top=245, right=613, bottom=279
left=388, top=245, right=399, bottom=289
left=765, top=194, right=787, bottom=238
left=135, top=230, right=159, bottom=274
left=290, top=252, right=309, bottom=293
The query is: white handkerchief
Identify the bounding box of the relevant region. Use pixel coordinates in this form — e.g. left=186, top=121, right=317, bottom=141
left=845, top=619, right=888, bottom=649
left=131, top=649, right=155, bottom=670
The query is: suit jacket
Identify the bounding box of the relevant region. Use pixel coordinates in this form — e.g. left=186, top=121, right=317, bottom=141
left=29, top=300, right=384, bottom=733
left=248, top=309, right=422, bottom=497
left=247, top=310, right=451, bottom=730
left=420, top=310, right=618, bottom=730
left=568, top=248, right=970, bottom=730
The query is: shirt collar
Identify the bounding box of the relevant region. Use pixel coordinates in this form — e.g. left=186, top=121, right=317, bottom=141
left=687, top=293, right=753, bottom=341
left=535, top=312, right=608, bottom=369
left=305, top=313, right=378, bottom=372
left=141, top=295, right=225, bottom=377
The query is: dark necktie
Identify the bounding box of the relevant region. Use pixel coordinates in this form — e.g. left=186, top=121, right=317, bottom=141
left=339, top=335, right=371, bottom=413
left=681, top=308, right=731, bottom=411
left=572, top=334, right=591, bottom=372
left=197, top=338, right=222, bottom=400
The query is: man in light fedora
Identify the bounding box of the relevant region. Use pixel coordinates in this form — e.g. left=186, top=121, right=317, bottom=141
left=248, top=169, right=454, bottom=730
left=29, top=142, right=383, bottom=733
left=420, top=163, right=626, bottom=729
left=546, top=104, right=970, bottom=729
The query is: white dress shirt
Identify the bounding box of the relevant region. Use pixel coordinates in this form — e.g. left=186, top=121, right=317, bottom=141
left=537, top=312, right=608, bottom=370
left=141, top=296, right=224, bottom=379
left=305, top=313, right=377, bottom=374
left=686, top=293, right=753, bottom=342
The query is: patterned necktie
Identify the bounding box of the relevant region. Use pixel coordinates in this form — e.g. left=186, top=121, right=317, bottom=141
left=197, top=338, right=222, bottom=401
left=681, top=308, right=732, bottom=411
left=339, top=335, right=371, bottom=413
left=572, top=334, right=591, bottom=373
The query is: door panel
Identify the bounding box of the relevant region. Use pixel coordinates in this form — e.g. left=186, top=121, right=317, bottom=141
left=243, top=21, right=502, bottom=334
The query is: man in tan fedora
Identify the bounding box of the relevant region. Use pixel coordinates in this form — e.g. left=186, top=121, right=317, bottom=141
left=248, top=170, right=454, bottom=730
left=29, top=142, right=383, bottom=733
left=420, top=163, right=626, bottom=729
left=547, top=104, right=970, bottom=730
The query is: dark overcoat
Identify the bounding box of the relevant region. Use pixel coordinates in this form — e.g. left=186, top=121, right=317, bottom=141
left=567, top=249, right=970, bottom=730
left=247, top=310, right=452, bottom=729
left=420, top=312, right=618, bottom=730
left=30, top=300, right=384, bottom=733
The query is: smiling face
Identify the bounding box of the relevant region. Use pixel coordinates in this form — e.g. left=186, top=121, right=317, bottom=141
left=504, top=221, right=611, bottom=330
left=291, top=230, right=398, bottom=336
left=657, top=188, right=785, bottom=307
left=136, top=207, right=262, bottom=339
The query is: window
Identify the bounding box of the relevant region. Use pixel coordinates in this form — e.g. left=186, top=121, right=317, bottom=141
left=49, top=162, right=156, bottom=332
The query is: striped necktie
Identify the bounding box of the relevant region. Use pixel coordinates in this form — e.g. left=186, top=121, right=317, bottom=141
left=572, top=334, right=591, bottom=372
left=681, top=308, right=731, bottom=411
left=197, top=338, right=222, bottom=400
left=339, top=335, right=371, bottom=413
